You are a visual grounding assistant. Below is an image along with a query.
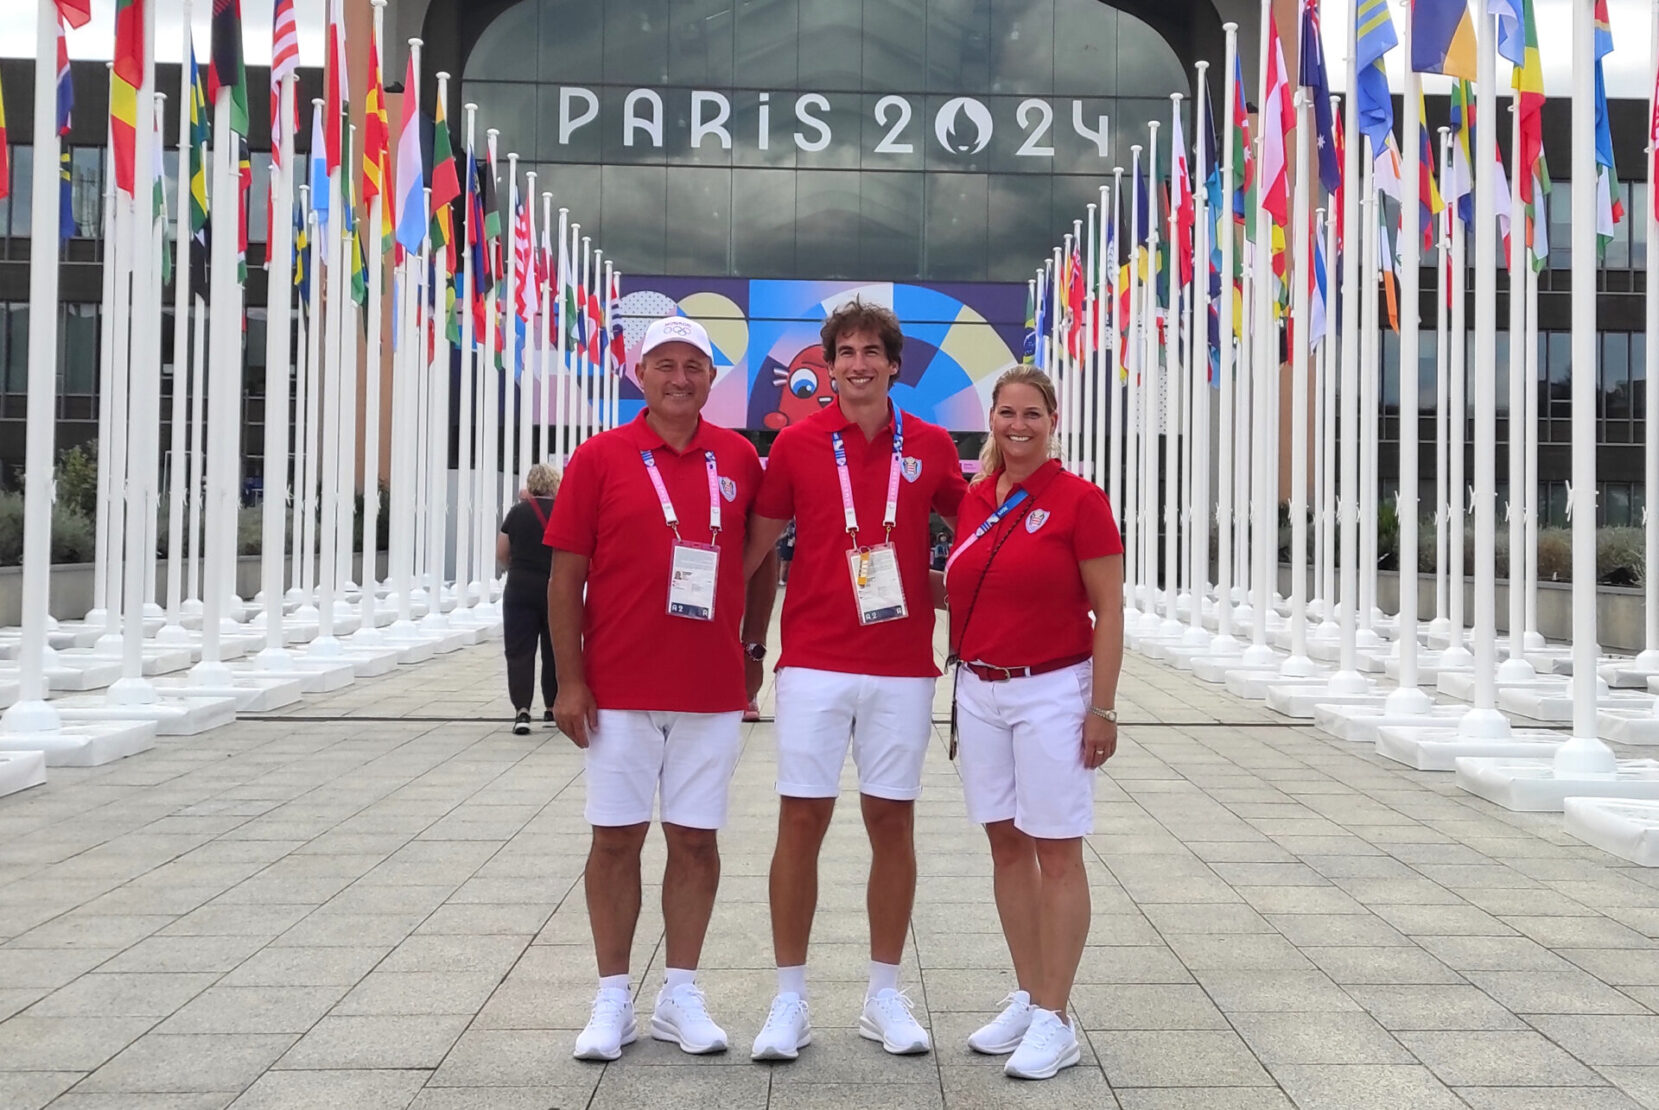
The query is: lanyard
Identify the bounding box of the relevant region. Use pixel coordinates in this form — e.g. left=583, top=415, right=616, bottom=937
left=944, top=488, right=1029, bottom=576
left=527, top=497, right=551, bottom=530
left=641, top=449, right=722, bottom=541
left=831, top=406, right=904, bottom=546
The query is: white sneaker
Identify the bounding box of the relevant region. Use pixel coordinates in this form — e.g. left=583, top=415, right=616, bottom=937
left=859, top=988, right=931, bottom=1055
left=750, top=992, right=812, bottom=1060
left=967, top=990, right=1034, bottom=1055
left=650, top=982, right=729, bottom=1054
left=572, top=986, right=637, bottom=1061
left=1004, top=1008, right=1080, bottom=1080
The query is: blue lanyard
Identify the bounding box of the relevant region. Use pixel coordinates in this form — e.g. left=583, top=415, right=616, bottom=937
left=944, top=488, right=1029, bottom=576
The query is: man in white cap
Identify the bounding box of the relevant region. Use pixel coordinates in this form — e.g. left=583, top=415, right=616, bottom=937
left=547, top=315, right=777, bottom=1061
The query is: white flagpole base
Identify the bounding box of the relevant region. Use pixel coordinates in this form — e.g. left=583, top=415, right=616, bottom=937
left=1375, top=726, right=1563, bottom=772
left=1456, top=755, right=1659, bottom=813
left=0, top=749, right=46, bottom=795
left=54, top=694, right=235, bottom=737
left=1563, top=798, right=1659, bottom=866
left=1313, top=702, right=1468, bottom=744
left=0, top=720, right=155, bottom=767
left=155, top=673, right=305, bottom=712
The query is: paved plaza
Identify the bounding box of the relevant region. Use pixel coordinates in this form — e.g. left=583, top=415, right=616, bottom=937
left=3, top=631, right=1659, bottom=1109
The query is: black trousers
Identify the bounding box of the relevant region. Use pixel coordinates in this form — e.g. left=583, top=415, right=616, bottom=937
left=502, top=575, right=557, bottom=713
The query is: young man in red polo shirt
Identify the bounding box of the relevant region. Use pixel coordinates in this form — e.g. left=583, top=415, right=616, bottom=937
left=742, top=301, right=968, bottom=1060
left=547, top=317, right=777, bottom=1062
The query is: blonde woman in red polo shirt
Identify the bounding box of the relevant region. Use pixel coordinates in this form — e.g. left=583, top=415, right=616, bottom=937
left=944, top=365, right=1124, bottom=1080
left=742, top=301, right=969, bottom=1061
left=547, top=317, right=778, bottom=1063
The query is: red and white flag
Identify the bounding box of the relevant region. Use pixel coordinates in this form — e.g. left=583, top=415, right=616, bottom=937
left=270, top=0, right=299, bottom=162
left=324, top=0, right=348, bottom=176
left=1260, top=13, right=1294, bottom=226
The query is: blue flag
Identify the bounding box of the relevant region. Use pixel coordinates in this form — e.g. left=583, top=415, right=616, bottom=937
left=1299, top=0, right=1342, bottom=195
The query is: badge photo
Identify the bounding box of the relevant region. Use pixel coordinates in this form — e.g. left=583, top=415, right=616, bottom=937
left=901, top=456, right=923, bottom=483
left=1025, top=509, right=1050, bottom=533
left=719, top=476, right=737, bottom=502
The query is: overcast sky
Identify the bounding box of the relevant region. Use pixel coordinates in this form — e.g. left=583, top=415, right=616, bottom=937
left=1, top=0, right=1654, bottom=99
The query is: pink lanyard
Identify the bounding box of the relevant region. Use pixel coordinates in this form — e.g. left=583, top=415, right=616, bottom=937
left=640, top=449, right=722, bottom=542
left=831, top=407, right=904, bottom=547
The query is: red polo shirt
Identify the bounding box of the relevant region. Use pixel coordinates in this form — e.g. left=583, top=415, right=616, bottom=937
left=755, top=402, right=968, bottom=677
left=546, top=411, right=763, bottom=713
left=944, top=459, right=1123, bottom=667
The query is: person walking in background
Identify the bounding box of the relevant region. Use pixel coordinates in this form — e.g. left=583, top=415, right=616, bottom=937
left=943, top=366, right=1124, bottom=1080
left=498, top=464, right=561, bottom=735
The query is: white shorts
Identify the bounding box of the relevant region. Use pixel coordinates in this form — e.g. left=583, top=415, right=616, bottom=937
left=584, top=709, right=744, bottom=830
left=954, top=661, right=1096, bottom=839
left=774, top=667, right=936, bottom=802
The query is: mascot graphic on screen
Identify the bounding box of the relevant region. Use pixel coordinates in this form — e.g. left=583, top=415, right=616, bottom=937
left=762, top=344, right=838, bottom=430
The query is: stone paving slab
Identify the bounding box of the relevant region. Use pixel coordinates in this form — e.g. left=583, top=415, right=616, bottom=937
left=0, top=640, right=1657, bottom=1108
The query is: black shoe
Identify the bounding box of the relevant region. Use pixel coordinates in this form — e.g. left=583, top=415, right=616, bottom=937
left=543, top=709, right=555, bottom=725
left=513, top=710, right=531, bottom=735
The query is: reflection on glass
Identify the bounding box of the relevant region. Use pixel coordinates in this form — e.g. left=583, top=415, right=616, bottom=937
left=61, top=305, right=98, bottom=394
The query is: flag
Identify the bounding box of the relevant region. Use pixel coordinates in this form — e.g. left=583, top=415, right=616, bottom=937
left=394, top=56, right=426, bottom=254
left=1512, top=0, right=1547, bottom=210
left=1593, top=0, right=1622, bottom=255
left=351, top=224, right=368, bottom=306
left=585, top=281, right=605, bottom=364
left=483, top=140, right=503, bottom=284
left=1447, top=80, right=1474, bottom=225
left=1231, top=53, right=1254, bottom=224
left=1021, top=282, right=1037, bottom=364
left=188, top=50, right=209, bottom=235
left=153, top=105, right=170, bottom=284
left=1170, top=108, right=1194, bottom=287
left=237, top=137, right=251, bottom=282
left=363, top=27, right=391, bottom=249
left=609, top=272, right=626, bottom=371
left=1652, top=47, right=1659, bottom=222
left=1489, top=0, right=1524, bottom=66
left=1412, top=0, right=1477, bottom=80
left=512, top=195, right=534, bottom=324
left=209, top=0, right=249, bottom=137
left=59, top=149, right=75, bottom=242
left=54, top=1, right=92, bottom=28
left=1299, top=0, right=1341, bottom=195
left=1309, top=214, right=1328, bottom=347
left=1354, top=0, right=1397, bottom=158
left=1133, top=157, right=1150, bottom=247
left=294, top=201, right=309, bottom=304
left=1260, top=13, right=1294, bottom=226
left=270, top=0, right=299, bottom=162
left=429, top=97, right=461, bottom=269
left=557, top=225, right=574, bottom=358
left=111, top=0, right=142, bottom=195
left=1064, top=246, right=1086, bottom=356
left=1380, top=206, right=1401, bottom=332
left=55, top=14, right=73, bottom=135
left=1417, top=96, right=1445, bottom=248
left=309, top=101, right=329, bottom=229
left=1331, top=107, right=1347, bottom=253
left=325, top=0, right=348, bottom=175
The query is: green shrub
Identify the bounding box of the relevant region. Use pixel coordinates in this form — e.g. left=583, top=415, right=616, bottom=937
left=54, top=444, right=101, bottom=521
left=0, top=491, right=97, bottom=566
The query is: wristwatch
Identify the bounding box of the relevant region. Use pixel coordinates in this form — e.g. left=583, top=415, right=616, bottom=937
left=1088, top=706, right=1118, bottom=723
left=743, top=642, right=768, bottom=662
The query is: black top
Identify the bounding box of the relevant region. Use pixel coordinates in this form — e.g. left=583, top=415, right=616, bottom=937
left=501, top=497, right=556, bottom=580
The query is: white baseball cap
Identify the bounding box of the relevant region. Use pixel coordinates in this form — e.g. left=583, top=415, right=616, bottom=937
left=638, top=316, right=714, bottom=362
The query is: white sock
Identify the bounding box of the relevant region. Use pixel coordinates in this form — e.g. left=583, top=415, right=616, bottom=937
left=664, top=967, right=696, bottom=991
left=868, top=960, right=901, bottom=997
left=598, top=973, right=630, bottom=994
left=777, top=964, right=807, bottom=999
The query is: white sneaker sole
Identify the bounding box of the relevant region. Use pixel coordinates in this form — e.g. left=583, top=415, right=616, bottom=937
left=650, top=1014, right=729, bottom=1054
left=572, top=1021, right=638, bottom=1061
left=1005, top=1042, right=1081, bottom=1080
left=968, top=1029, right=1028, bottom=1055
left=859, top=1015, right=931, bottom=1055
left=750, top=1029, right=812, bottom=1061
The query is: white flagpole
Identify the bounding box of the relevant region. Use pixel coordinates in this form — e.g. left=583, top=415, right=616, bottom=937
left=189, top=290, right=207, bottom=613
left=1522, top=243, right=1541, bottom=649
left=541, top=190, right=555, bottom=461
left=158, top=0, right=195, bottom=645
left=1235, top=173, right=1255, bottom=624
left=298, top=172, right=324, bottom=622
left=112, top=27, right=161, bottom=700
left=1316, top=185, right=1338, bottom=638
left=1312, top=209, right=1329, bottom=628
left=1064, top=225, right=1079, bottom=472
left=1554, top=0, right=1615, bottom=773
left=1160, top=97, right=1182, bottom=637
left=1329, top=11, right=1362, bottom=687
left=411, top=191, right=430, bottom=606
left=191, top=64, right=240, bottom=681
left=580, top=231, right=593, bottom=448
left=1499, top=92, right=1534, bottom=682
left=142, top=97, right=166, bottom=625
left=1386, top=15, right=1431, bottom=711
left=481, top=128, right=502, bottom=601
left=1141, top=121, right=1161, bottom=626
left=1462, top=6, right=1508, bottom=736
left=452, top=105, right=475, bottom=611
left=387, top=40, right=422, bottom=637
left=1442, top=129, right=1471, bottom=668
left=594, top=248, right=607, bottom=432
left=312, top=100, right=348, bottom=656
left=1642, top=0, right=1659, bottom=675
left=334, top=123, right=360, bottom=611
left=515, top=164, right=534, bottom=492
left=97, top=107, right=132, bottom=656
left=1084, top=202, right=1098, bottom=485
left=357, top=3, right=389, bottom=638
left=1357, top=147, right=1382, bottom=650
left=1189, top=65, right=1212, bottom=646
left=1243, top=140, right=1275, bottom=662
left=90, top=98, right=116, bottom=632
left=503, top=152, right=521, bottom=512
left=259, top=72, right=297, bottom=665
left=555, top=206, right=570, bottom=466
left=1123, top=153, right=1142, bottom=627
left=1283, top=86, right=1313, bottom=676
left=1106, top=172, right=1123, bottom=521
left=1213, top=24, right=1240, bottom=651
left=605, top=259, right=618, bottom=432
left=1430, top=142, right=1452, bottom=642
left=427, top=92, right=455, bottom=627
left=2, top=0, right=72, bottom=731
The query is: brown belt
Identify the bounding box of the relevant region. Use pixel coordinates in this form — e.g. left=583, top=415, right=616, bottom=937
left=960, top=652, right=1091, bottom=683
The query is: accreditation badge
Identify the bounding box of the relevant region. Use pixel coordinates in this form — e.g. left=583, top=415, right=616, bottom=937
left=846, top=542, right=908, bottom=626
left=668, top=542, right=720, bottom=621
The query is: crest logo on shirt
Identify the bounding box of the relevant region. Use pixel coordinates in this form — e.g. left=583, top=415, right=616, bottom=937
left=901, top=457, right=923, bottom=483
left=719, top=476, right=737, bottom=503
left=1025, top=509, right=1050, bottom=533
